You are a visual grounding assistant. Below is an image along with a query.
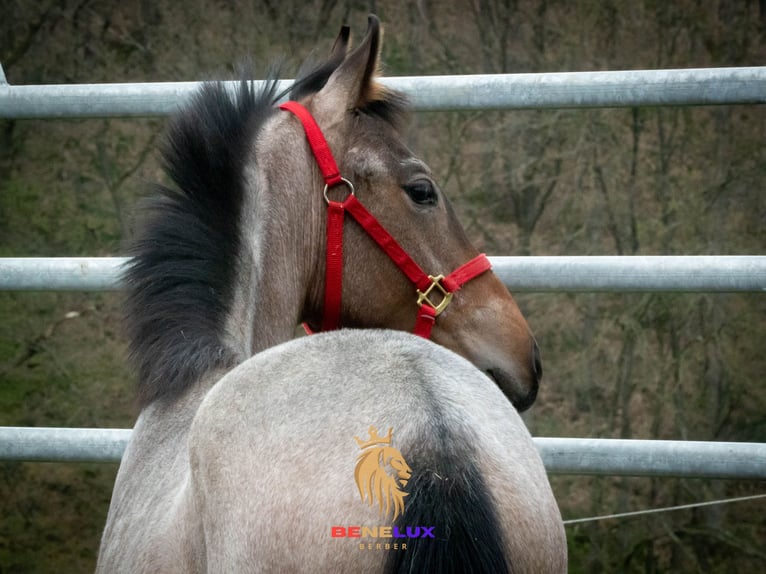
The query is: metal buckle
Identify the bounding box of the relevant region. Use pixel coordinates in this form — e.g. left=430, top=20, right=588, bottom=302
left=323, top=177, right=355, bottom=204
left=416, top=275, right=453, bottom=316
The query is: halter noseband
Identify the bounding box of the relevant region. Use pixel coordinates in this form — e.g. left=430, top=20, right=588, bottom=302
left=279, top=101, right=491, bottom=339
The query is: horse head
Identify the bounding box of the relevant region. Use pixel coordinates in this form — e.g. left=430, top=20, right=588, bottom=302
left=126, top=15, right=541, bottom=412
left=270, top=17, right=542, bottom=411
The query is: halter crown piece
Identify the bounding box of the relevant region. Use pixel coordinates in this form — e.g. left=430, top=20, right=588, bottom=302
left=279, top=101, right=491, bottom=339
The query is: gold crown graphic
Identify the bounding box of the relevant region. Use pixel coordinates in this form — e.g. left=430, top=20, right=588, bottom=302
left=354, top=425, right=393, bottom=449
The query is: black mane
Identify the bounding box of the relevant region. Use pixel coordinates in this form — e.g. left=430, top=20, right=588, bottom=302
left=124, top=78, right=280, bottom=406
left=124, top=55, right=409, bottom=407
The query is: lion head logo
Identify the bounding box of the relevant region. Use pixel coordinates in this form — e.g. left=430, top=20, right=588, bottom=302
left=354, top=426, right=412, bottom=521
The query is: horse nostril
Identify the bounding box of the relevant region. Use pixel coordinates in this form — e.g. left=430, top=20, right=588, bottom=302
left=532, top=341, right=543, bottom=382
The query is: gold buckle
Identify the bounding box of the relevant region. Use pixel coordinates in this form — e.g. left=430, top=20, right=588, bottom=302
left=416, top=275, right=453, bottom=316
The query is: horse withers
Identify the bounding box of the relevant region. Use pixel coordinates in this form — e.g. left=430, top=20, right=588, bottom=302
left=97, top=15, right=566, bottom=573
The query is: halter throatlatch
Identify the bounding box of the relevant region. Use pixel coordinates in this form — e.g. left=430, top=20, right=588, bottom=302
left=279, top=100, right=491, bottom=339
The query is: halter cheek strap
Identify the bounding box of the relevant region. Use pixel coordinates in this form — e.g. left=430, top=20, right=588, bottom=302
left=279, top=100, right=491, bottom=339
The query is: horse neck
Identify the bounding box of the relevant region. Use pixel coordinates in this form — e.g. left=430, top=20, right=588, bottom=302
left=223, top=149, right=324, bottom=357
left=135, top=169, right=320, bottom=422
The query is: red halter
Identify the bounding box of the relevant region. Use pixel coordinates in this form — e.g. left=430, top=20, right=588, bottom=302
left=279, top=101, right=491, bottom=339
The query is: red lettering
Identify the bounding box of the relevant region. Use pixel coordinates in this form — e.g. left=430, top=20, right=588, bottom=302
left=348, top=526, right=361, bottom=538
left=331, top=526, right=346, bottom=538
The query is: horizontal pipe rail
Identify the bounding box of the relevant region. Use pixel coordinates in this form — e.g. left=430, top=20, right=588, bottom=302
left=536, top=438, right=766, bottom=479
left=0, top=427, right=130, bottom=463
left=491, top=256, right=766, bottom=292
left=1, top=67, right=765, bottom=118
left=0, top=256, right=764, bottom=293
left=0, top=257, right=129, bottom=291
left=1, top=427, right=764, bottom=479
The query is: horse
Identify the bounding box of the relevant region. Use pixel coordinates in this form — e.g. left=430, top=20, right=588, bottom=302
left=97, top=15, right=566, bottom=573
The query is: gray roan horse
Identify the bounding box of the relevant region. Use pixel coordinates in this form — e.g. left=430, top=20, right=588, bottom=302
left=97, top=16, right=566, bottom=574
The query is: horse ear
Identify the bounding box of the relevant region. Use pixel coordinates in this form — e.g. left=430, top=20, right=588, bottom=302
left=330, top=24, right=351, bottom=61
left=314, top=14, right=384, bottom=117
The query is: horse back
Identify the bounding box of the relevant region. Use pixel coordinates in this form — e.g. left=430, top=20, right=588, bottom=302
left=188, top=330, right=566, bottom=573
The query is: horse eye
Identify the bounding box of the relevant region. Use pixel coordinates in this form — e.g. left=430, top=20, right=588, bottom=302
left=402, top=180, right=438, bottom=206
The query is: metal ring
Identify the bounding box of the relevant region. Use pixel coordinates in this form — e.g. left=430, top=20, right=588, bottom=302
left=323, top=177, right=355, bottom=205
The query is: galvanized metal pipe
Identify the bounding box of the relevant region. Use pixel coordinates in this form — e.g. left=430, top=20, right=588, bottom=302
left=0, top=427, right=130, bottom=463
left=0, top=257, right=129, bottom=291
left=0, top=256, right=764, bottom=293
left=1, top=67, right=765, bottom=118
left=1, top=427, right=764, bottom=479
left=491, top=255, right=766, bottom=293
left=537, top=438, right=766, bottom=479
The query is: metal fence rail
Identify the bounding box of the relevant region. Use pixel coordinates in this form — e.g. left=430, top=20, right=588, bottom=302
left=1, top=256, right=765, bottom=292
left=1, top=427, right=764, bottom=479
left=2, top=67, right=766, bottom=118
left=537, top=438, right=766, bottom=479
left=0, top=427, right=130, bottom=463
left=1, top=66, right=765, bottom=483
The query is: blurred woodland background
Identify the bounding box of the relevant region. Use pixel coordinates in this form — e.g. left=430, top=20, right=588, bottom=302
left=1, top=0, right=764, bottom=572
